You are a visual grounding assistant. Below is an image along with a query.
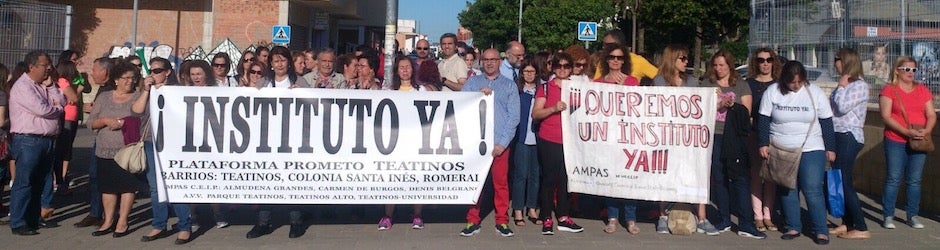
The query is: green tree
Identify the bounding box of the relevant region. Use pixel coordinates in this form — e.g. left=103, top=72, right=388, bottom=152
left=638, top=0, right=749, bottom=66
left=459, top=0, right=616, bottom=53
left=457, top=0, right=518, bottom=51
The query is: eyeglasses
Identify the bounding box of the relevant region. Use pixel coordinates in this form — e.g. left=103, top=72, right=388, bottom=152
left=678, top=56, right=689, bottom=62
left=554, top=63, right=573, bottom=69
left=897, top=67, right=918, bottom=73
left=608, top=55, right=625, bottom=61
left=244, top=58, right=256, bottom=62
left=574, top=63, right=587, bottom=68
left=151, top=68, right=167, bottom=74
left=834, top=57, right=842, bottom=63
left=249, top=70, right=263, bottom=75
left=755, top=57, right=773, bottom=64
left=415, top=47, right=430, bottom=51
left=481, top=58, right=500, bottom=62
left=213, top=63, right=228, bottom=68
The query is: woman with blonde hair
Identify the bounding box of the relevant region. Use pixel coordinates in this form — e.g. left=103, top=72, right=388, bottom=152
left=879, top=56, right=935, bottom=230
left=828, top=48, right=872, bottom=239
left=653, top=44, right=695, bottom=87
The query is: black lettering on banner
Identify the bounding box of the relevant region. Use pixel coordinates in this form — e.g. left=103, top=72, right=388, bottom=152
left=277, top=98, right=294, bottom=153
left=349, top=99, right=372, bottom=154
left=200, top=96, right=228, bottom=152
left=374, top=99, right=398, bottom=155
left=230, top=96, right=251, bottom=153
left=182, top=96, right=198, bottom=152
left=295, top=98, right=319, bottom=153
left=321, top=98, right=348, bottom=154
left=252, top=97, right=277, bottom=153
left=156, top=95, right=165, bottom=152
left=413, top=100, right=440, bottom=154
left=436, top=101, right=462, bottom=155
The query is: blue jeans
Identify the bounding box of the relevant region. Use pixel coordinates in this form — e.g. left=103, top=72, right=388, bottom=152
left=882, top=138, right=926, bottom=220
left=832, top=132, right=867, bottom=230
left=511, top=142, right=539, bottom=210
left=710, top=135, right=757, bottom=231
left=40, top=169, right=54, bottom=209
left=146, top=141, right=192, bottom=231
left=9, top=135, right=56, bottom=230
left=87, top=143, right=102, bottom=218
left=781, top=150, right=828, bottom=236
left=605, top=198, right=637, bottom=221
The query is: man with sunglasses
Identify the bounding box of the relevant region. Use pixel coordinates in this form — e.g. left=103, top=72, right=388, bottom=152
left=413, top=39, right=441, bottom=88
left=500, top=41, right=525, bottom=82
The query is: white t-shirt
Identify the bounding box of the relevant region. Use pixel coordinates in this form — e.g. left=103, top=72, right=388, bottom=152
left=759, top=83, right=833, bottom=152
left=262, top=77, right=292, bottom=88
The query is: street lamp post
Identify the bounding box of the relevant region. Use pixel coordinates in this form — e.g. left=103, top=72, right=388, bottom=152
left=518, top=0, right=523, bottom=43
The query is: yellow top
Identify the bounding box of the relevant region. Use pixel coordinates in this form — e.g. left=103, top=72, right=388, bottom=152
left=594, top=52, right=659, bottom=80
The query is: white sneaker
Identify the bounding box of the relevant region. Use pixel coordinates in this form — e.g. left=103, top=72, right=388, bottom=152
left=884, top=216, right=896, bottom=229
left=909, top=217, right=925, bottom=229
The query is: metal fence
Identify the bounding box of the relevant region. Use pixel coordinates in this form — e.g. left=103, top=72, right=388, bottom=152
left=0, top=0, right=69, bottom=69
left=750, top=0, right=940, bottom=107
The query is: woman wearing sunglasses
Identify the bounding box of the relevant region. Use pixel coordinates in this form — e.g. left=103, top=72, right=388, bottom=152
left=593, top=44, right=640, bottom=234
left=212, top=52, right=237, bottom=87
left=879, top=56, right=935, bottom=230
left=829, top=48, right=871, bottom=239
left=745, top=48, right=781, bottom=233
left=243, top=61, right=266, bottom=87
left=236, top=49, right=256, bottom=86
left=134, top=57, right=193, bottom=244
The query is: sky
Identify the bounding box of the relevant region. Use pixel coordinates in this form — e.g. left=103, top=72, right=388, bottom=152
left=398, top=0, right=469, bottom=43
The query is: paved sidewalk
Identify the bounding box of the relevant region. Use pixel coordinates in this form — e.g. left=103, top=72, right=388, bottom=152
left=2, top=129, right=939, bottom=249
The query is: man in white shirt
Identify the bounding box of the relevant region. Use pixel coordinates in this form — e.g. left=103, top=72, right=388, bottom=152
left=437, top=33, right=468, bottom=91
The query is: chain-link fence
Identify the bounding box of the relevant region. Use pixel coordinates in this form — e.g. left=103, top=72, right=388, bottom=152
left=0, top=0, right=69, bottom=69
left=750, top=0, right=940, bottom=107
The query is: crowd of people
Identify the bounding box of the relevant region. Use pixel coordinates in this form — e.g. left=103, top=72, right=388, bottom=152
left=0, top=28, right=933, bottom=246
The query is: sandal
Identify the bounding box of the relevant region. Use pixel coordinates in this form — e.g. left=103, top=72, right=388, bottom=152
left=627, top=221, right=640, bottom=235
left=763, top=219, right=778, bottom=232
left=604, top=220, right=617, bottom=234
left=755, top=219, right=767, bottom=232
left=514, top=218, right=526, bottom=227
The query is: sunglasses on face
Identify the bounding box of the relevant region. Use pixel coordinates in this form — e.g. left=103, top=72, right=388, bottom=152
left=213, top=63, right=228, bottom=68
left=678, top=56, right=688, bottom=62
left=608, top=55, right=625, bottom=61
left=249, top=70, right=263, bottom=75
left=150, top=68, right=167, bottom=74
left=244, top=58, right=256, bottom=62
left=574, top=63, right=587, bottom=68
left=755, top=57, right=773, bottom=64
left=416, top=47, right=429, bottom=51
left=897, top=67, right=918, bottom=73
left=554, top=63, right=573, bottom=69
left=834, top=57, right=841, bottom=63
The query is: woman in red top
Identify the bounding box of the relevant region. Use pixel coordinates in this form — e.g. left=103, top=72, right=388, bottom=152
left=879, top=56, right=936, bottom=229
left=593, top=44, right=640, bottom=234
left=532, top=52, right=584, bottom=235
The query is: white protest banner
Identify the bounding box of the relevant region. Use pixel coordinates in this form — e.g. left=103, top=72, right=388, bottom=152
left=561, top=81, right=717, bottom=204
left=150, top=86, right=494, bottom=204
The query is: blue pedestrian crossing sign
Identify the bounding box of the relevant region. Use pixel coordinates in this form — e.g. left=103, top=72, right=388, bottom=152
left=578, top=22, right=597, bottom=41
left=272, top=25, right=291, bottom=44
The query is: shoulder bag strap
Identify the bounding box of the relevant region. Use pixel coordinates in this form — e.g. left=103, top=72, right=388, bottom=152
left=139, top=117, right=151, bottom=144
left=800, top=85, right=817, bottom=148
left=893, top=86, right=913, bottom=126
